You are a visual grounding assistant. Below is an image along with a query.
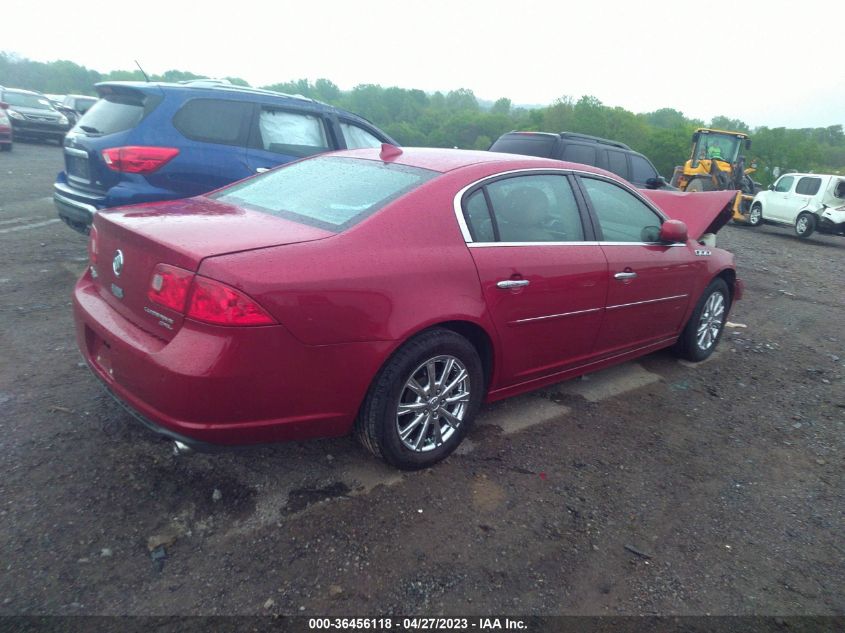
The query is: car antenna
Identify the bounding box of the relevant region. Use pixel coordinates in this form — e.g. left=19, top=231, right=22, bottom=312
left=134, top=60, right=150, bottom=82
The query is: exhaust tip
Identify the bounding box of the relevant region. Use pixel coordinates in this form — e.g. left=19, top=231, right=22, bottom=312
left=172, top=440, right=193, bottom=456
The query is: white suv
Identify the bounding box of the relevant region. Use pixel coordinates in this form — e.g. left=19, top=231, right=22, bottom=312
left=748, top=173, right=845, bottom=238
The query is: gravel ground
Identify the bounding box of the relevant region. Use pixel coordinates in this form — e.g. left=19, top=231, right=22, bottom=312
left=0, top=142, right=842, bottom=617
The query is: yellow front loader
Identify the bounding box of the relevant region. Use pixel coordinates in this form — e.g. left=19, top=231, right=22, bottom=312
left=670, top=128, right=760, bottom=222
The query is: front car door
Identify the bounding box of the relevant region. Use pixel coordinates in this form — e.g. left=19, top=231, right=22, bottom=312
left=458, top=171, right=608, bottom=390
left=766, top=175, right=796, bottom=222
left=577, top=174, right=701, bottom=356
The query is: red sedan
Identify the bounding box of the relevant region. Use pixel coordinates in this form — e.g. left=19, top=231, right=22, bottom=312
left=74, top=146, right=742, bottom=469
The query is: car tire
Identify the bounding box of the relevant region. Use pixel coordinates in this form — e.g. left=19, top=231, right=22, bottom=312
left=355, top=328, right=484, bottom=470
left=794, top=212, right=816, bottom=238
left=747, top=203, right=763, bottom=227
left=674, top=278, right=730, bottom=362
left=685, top=178, right=713, bottom=192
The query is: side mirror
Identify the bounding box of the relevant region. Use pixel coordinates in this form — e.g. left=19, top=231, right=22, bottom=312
left=767, top=184, right=774, bottom=190
left=745, top=139, right=752, bottom=150
left=645, top=177, right=666, bottom=189
left=659, top=219, right=688, bottom=243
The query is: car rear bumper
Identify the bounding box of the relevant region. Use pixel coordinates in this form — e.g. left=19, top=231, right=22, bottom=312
left=54, top=172, right=183, bottom=233
left=73, top=271, right=390, bottom=447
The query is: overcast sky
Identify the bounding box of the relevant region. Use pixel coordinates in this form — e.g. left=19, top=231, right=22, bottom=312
left=5, top=0, right=844, bottom=129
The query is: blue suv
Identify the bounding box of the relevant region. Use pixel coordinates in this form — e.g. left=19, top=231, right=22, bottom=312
left=54, top=80, right=396, bottom=234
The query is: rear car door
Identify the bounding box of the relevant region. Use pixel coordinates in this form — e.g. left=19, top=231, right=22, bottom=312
left=790, top=176, right=823, bottom=219
left=577, top=175, right=700, bottom=356
left=461, top=172, right=608, bottom=387
left=245, top=104, right=333, bottom=174
left=168, top=98, right=254, bottom=195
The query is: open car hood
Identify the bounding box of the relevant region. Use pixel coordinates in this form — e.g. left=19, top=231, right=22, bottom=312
left=641, top=189, right=736, bottom=240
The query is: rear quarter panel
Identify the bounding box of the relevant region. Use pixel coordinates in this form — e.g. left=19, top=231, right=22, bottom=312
left=197, top=169, right=497, bottom=347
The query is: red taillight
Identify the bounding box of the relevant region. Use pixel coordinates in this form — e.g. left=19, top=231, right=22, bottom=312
left=88, top=225, right=99, bottom=264
left=102, top=146, right=179, bottom=174
left=187, top=277, right=275, bottom=326
left=146, top=264, right=274, bottom=326
left=147, top=264, right=193, bottom=312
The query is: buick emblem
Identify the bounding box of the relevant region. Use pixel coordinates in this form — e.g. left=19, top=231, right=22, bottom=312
left=112, top=250, right=124, bottom=277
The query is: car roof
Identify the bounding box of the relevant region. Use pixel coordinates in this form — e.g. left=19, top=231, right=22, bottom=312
left=778, top=173, right=840, bottom=180
left=333, top=146, right=620, bottom=178
left=1, top=87, right=45, bottom=96
left=95, top=80, right=319, bottom=105
left=500, top=130, right=632, bottom=151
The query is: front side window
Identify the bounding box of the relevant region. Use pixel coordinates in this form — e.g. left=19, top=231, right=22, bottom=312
left=581, top=177, right=663, bottom=242
left=213, top=156, right=436, bottom=231
left=340, top=122, right=383, bottom=149
left=795, top=177, right=821, bottom=196
left=774, top=176, right=795, bottom=193
left=257, top=108, right=329, bottom=156
left=466, top=174, right=585, bottom=243
left=630, top=155, right=657, bottom=184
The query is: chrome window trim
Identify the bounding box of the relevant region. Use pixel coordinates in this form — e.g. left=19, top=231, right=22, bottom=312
left=606, top=294, right=688, bottom=311
left=467, top=241, right=686, bottom=248
left=509, top=307, right=602, bottom=326
left=64, top=147, right=88, bottom=158
left=452, top=167, right=670, bottom=245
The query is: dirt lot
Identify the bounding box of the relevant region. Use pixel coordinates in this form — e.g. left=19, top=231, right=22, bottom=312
left=0, top=142, right=843, bottom=617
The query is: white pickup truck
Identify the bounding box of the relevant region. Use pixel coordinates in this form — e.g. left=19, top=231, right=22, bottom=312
left=748, top=173, right=845, bottom=238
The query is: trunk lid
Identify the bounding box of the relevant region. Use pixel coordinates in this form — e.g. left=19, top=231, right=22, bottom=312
left=641, top=189, right=736, bottom=239
left=91, top=196, right=334, bottom=340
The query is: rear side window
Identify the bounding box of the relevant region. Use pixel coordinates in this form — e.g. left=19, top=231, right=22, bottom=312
left=75, top=94, right=146, bottom=135
left=561, top=144, right=597, bottom=166
left=173, top=99, right=253, bottom=145
left=606, top=150, right=628, bottom=179
left=213, top=156, right=437, bottom=230
left=340, top=122, right=383, bottom=149
left=256, top=108, right=329, bottom=156
left=630, top=154, right=657, bottom=184
left=489, top=134, right=556, bottom=158
left=795, top=177, right=821, bottom=196
left=479, top=174, right=585, bottom=243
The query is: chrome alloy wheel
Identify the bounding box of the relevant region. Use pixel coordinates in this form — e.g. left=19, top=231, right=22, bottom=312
left=796, top=215, right=810, bottom=233
left=749, top=206, right=761, bottom=225
left=396, top=355, right=471, bottom=452
left=696, top=291, right=725, bottom=351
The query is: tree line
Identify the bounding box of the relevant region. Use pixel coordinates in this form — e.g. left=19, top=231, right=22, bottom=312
left=2, top=52, right=842, bottom=185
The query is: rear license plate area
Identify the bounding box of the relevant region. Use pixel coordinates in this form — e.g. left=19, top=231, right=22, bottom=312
left=67, top=154, right=90, bottom=181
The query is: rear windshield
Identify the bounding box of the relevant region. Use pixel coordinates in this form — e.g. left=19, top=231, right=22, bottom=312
left=490, top=134, right=557, bottom=159
left=74, top=93, right=147, bottom=136
left=212, top=156, right=438, bottom=231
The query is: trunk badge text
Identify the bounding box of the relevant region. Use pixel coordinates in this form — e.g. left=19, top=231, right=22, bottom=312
left=112, top=250, right=124, bottom=277
left=144, top=307, right=174, bottom=330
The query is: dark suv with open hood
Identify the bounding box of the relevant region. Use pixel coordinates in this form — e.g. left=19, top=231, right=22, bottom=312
left=54, top=79, right=396, bottom=234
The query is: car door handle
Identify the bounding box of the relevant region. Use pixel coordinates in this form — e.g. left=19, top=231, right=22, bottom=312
left=497, top=279, right=530, bottom=289
left=256, top=167, right=270, bottom=173
left=614, top=271, right=638, bottom=280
